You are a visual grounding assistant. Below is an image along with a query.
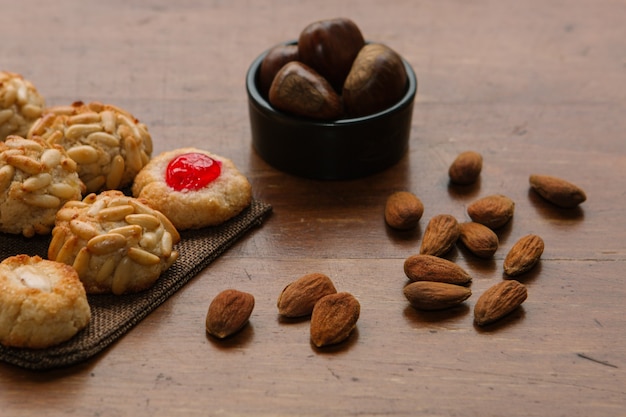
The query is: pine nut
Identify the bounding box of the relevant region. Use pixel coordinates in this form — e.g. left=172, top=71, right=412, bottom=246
left=106, top=194, right=132, bottom=207
left=0, top=109, right=13, bottom=125
left=2, top=86, right=17, bottom=106
left=127, top=247, right=161, bottom=265
left=96, top=257, right=117, bottom=283
left=40, top=148, right=62, bottom=168
left=5, top=137, right=44, bottom=151
left=108, top=224, right=142, bottom=239
left=6, top=154, right=43, bottom=175
left=16, top=83, right=28, bottom=104
left=55, top=235, right=78, bottom=265
left=87, top=233, right=127, bottom=255
left=100, top=110, right=116, bottom=133
left=111, top=256, right=133, bottom=295
left=87, top=102, right=104, bottom=112
left=48, top=228, right=68, bottom=260
left=45, top=129, right=65, bottom=145
left=0, top=165, right=15, bottom=192
left=66, top=145, right=100, bottom=164
left=154, top=211, right=180, bottom=243
left=67, top=112, right=101, bottom=125
left=69, top=219, right=99, bottom=240
left=22, top=173, right=52, bottom=191
left=97, top=204, right=135, bottom=222
left=48, top=105, right=78, bottom=116
left=65, top=123, right=102, bottom=140
left=72, top=247, right=91, bottom=277
left=22, top=193, right=61, bottom=208
left=106, top=154, right=124, bottom=189
left=126, top=213, right=161, bottom=230
left=161, top=231, right=173, bottom=258
left=84, top=176, right=106, bottom=193
left=87, top=131, right=120, bottom=147
left=21, top=103, right=43, bottom=119
left=139, top=231, right=158, bottom=249
left=48, top=183, right=79, bottom=199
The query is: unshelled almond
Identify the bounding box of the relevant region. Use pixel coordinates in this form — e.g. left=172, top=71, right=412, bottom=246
left=403, top=254, right=472, bottom=285
left=503, top=234, right=544, bottom=277
left=467, top=194, right=515, bottom=229
left=458, top=221, right=499, bottom=258
left=384, top=191, right=424, bottom=230
left=403, top=281, right=471, bottom=310
left=529, top=174, right=586, bottom=208
left=420, top=214, right=460, bottom=257
left=205, top=289, right=255, bottom=339
left=310, top=292, right=360, bottom=347
left=474, top=280, right=527, bottom=326
left=277, top=272, right=337, bottom=317
left=448, top=150, right=483, bottom=185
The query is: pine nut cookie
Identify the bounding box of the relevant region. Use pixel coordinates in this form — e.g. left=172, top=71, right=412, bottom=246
left=48, top=190, right=180, bottom=295
left=131, top=148, right=252, bottom=230
left=0, top=255, right=91, bottom=349
left=0, top=71, right=45, bottom=141
left=28, top=101, right=153, bottom=194
left=0, top=135, right=85, bottom=237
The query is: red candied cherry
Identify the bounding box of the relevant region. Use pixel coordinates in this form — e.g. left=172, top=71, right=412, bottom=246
left=165, top=152, right=222, bottom=191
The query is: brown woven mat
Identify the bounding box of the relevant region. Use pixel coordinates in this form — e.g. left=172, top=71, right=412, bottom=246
left=0, top=200, right=272, bottom=371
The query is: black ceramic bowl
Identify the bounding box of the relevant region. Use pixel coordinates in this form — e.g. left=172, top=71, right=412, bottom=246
left=246, top=41, right=417, bottom=180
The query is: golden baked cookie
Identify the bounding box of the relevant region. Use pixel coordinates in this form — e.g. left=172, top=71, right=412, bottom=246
left=48, top=190, right=180, bottom=295
left=132, top=148, right=252, bottom=230
left=27, top=101, right=153, bottom=194
left=0, top=135, right=85, bottom=237
left=0, top=71, right=45, bottom=141
left=0, top=255, right=91, bottom=349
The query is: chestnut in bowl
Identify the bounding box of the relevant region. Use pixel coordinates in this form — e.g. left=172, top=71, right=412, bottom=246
left=246, top=41, right=417, bottom=180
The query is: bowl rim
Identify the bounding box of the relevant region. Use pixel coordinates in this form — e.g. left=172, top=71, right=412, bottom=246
left=246, top=40, right=418, bottom=127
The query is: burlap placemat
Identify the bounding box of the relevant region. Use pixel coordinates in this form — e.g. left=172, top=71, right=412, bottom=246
left=0, top=199, right=272, bottom=371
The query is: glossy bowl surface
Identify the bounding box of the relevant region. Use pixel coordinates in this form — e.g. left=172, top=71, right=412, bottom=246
left=246, top=41, right=417, bottom=180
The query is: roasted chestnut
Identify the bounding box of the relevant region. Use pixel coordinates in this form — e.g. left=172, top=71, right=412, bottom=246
left=342, top=43, right=408, bottom=118
left=268, top=61, right=343, bottom=120
left=258, top=43, right=299, bottom=97
left=297, top=17, right=365, bottom=92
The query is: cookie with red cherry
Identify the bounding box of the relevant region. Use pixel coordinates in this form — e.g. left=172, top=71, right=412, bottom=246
left=131, top=148, right=252, bottom=230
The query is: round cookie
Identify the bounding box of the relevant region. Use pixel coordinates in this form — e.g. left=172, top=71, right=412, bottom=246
left=0, top=71, right=45, bottom=141
left=0, top=255, right=91, bottom=349
left=48, top=190, right=180, bottom=295
left=27, top=101, right=153, bottom=194
left=0, top=135, right=85, bottom=237
left=131, top=148, right=252, bottom=230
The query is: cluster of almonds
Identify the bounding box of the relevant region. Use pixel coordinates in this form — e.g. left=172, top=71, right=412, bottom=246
left=259, top=17, right=409, bottom=119
left=386, top=150, right=587, bottom=326
left=205, top=273, right=360, bottom=348
left=204, top=152, right=587, bottom=346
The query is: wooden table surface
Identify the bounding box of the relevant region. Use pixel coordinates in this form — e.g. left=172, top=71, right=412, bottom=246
left=1, top=1, right=625, bottom=416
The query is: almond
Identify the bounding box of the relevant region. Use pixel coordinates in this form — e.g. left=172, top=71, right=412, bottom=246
left=277, top=272, right=337, bottom=317
left=467, top=194, right=515, bottom=229
left=403, top=281, right=471, bottom=310
left=403, top=254, right=472, bottom=285
left=448, top=150, right=483, bottom=185
left=384, top=191, right=424, bottom=230
left=529, top=174, right=586, bottom=208
left=458, top=221, right=499, bottom=258
left=205, top=289, right=255, bottom=339
left=474, top=280, right=527, bottom=326
left=503, top=234, right=544, bottom=277
left=310, top=292, right=360, bottom=347
left=420, top=214, right=460, bottom=257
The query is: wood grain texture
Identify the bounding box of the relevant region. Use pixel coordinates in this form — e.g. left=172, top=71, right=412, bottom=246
left=1, top=0, right=625, bottom=416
